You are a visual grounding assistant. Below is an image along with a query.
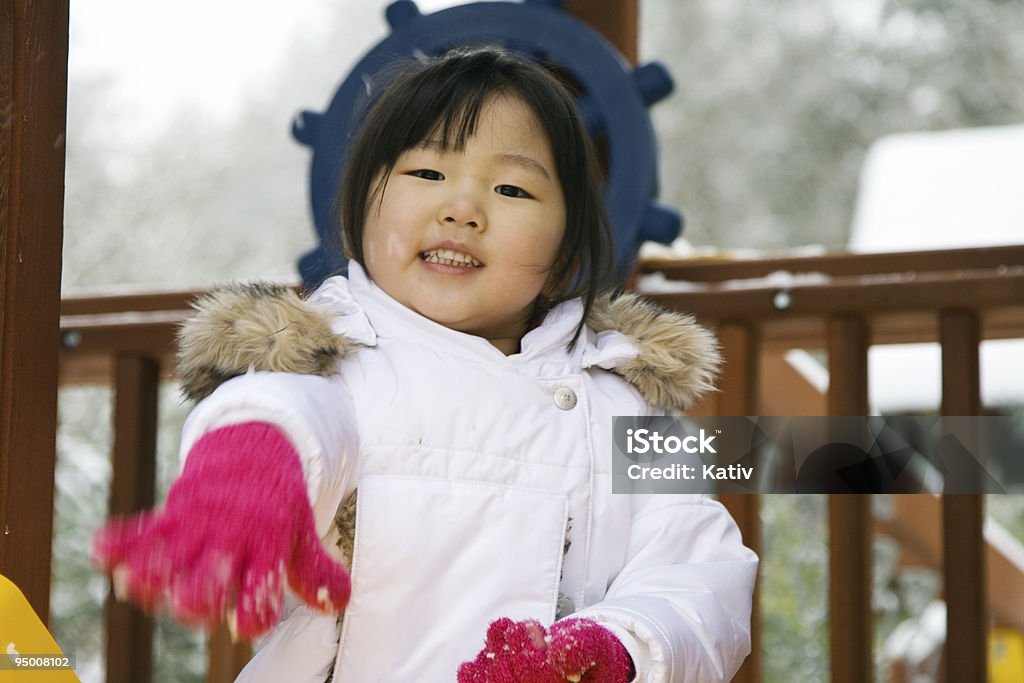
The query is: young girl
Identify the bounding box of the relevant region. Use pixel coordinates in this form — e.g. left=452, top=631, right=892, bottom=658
left=93, top=47, right=757, bottom=683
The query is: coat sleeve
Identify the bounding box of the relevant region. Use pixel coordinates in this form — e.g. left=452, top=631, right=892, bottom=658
left=572, top=494, right=758, bottom=683
left=178, top=370, right=360, bottom=539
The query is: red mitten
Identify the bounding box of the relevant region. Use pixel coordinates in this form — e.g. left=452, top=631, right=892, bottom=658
left=546, top=619, right=633, bottom=682
left=92, top=422, right=350, bottom=639
left=458, top=618, right=561, bottom=683
left=458, top=617, right=632, bottom=683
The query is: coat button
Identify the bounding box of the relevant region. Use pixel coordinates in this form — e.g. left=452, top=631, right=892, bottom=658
left=553, top=387, right=577, bottom=410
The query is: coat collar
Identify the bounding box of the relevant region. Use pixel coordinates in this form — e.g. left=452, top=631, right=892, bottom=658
left=176, top=265, right=720, bottom=411
left=319, top=262, right=638, bottom=370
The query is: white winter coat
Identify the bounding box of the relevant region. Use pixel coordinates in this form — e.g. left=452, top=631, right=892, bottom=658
left=176, top=262, right=757, bottom=683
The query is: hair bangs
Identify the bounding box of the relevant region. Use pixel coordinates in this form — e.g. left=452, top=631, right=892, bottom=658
left=421, top=83, right=508, bottom=155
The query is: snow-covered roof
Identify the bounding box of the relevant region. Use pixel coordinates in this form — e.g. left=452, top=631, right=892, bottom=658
left=851, top=123, right=1024, bottom=411
left=849, top=123, right=1024, bottom=252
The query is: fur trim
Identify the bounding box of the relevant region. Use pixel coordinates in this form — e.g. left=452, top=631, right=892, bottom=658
left=334, top=492, right=358, bottom=568
left=176, top=283, right=720, bottom=411
left=587, top=292, right=721, bottom=412
left=176, top=282, right=357, bottom=402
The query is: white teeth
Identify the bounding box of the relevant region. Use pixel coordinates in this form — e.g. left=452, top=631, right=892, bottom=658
left=421, top=248, right=482, bottom=267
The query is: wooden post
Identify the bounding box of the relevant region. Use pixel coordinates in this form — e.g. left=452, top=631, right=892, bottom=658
left=826, top=315, right=872, bottom=683
left=826, top=315, right=868, bottom=417
left=941, top=496, right=986, bottom=682
left=207, top=626, right=253, bottom=683
left=939, top=309, right=986, bottom=683
left=940, top=310, right=981, bottom=417
left=828, top=495, right=872, bottom=683
left=716, top=323, right=759, bottom=417
left=564, top=0, right=638, bottom=64
left=715, top=322, right=762, bottom=683
left=0, top=0, right=70, bottom=621
left=104, top=354, right=159, bottom=683
left=718, top=492, right=761, bottom=683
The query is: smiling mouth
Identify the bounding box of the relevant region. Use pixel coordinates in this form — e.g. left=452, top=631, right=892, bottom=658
left=420, top=248, right=483, bottom=268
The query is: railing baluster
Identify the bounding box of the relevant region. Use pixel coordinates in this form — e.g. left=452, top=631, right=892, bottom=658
left=826, top=316, right=868, bottom=417
left=718, top=493, right=761, bottom=683
left=716, top=322, right=762, bottom=683
left=106, top=353, right=158, bottom=683
left=939, top=309, right=986, bottom=683
left=940, top=309, right=981, bottom=417
left=827, top=496, right=872, bottom=683
left=207, top=626, right=252, bottom=683
left=717, top=323, right=760, bottom=417
left=826, top=315, right=871, bottom=683
left=941, top=496, right=986, bottom=681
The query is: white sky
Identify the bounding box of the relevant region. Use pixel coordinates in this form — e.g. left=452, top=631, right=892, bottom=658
left=67, top=0, right=884, bottom=134
left=67, top=0, right=473, bottom=137
left=70, top=0, right=325, bottom=118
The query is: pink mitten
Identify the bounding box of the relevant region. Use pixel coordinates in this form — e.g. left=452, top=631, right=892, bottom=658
left=546, top=619, right=633, bottom=682
left=92, top=422, right=350, bottom=638
left=458, top=617, right=633, bottom=683
left=458, top=618, right=562, bottom=683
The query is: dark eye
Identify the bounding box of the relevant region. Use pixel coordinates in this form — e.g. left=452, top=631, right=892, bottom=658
left=410, top=169, right=444, bottom=181
left=495, top=184, right=531, bottom=199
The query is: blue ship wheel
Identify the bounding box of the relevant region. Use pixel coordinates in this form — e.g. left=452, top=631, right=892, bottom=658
left=293, top=0, right=681, bottom=287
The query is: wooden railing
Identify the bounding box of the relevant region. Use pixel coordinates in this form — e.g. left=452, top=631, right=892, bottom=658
left=57, top=244, right=1024, bottom=683
left=60, top=290, right=252, bottom=681
left=638, top=244, right=1024, bottom=683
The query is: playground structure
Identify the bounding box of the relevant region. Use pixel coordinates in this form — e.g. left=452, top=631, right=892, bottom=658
left=4, top=1, right=1024, bottom=682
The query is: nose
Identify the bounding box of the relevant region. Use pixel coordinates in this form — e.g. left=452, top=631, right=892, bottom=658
left=437, top=192, right=485, bottom=231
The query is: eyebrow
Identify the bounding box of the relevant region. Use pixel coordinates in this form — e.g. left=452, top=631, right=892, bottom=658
left=412, top=140, right=552, bottom=180
left=495, top=152, right=551, bottom=180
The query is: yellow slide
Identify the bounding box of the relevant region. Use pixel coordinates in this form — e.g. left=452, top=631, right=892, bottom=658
left=0, top=575, right=79, bottom=682
left=992, top=627, right=1024, bottom=683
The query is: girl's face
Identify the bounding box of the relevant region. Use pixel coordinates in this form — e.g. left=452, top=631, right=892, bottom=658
left=362, top=95, right=567, bottom=355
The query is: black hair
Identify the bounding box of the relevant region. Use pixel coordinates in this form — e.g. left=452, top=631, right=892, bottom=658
left=337, top=46, right=615, bottom=344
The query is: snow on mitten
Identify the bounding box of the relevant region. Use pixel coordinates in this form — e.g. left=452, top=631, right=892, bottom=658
left=546, top=618, right=633, bottom=682
left=458, top=618, right=561, bottom=683
left=92, top=421, right=350, bottom=639
left=458, top=617, right=632, bottom=683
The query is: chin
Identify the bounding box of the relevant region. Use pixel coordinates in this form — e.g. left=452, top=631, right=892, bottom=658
left=415, top=306, right=472, bottom=329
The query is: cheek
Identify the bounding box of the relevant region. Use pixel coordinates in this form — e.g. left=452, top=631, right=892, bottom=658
left=363, top=215, right=417, bottom=273
left=538, top=217, right=567, bottom=267
left=370, top=231, right=410, bottom=259
left=536, top=217, right=568, bottom=294
left=507, top=207, right=566, bottom=268
left=392, top=231, right=414, bottom=257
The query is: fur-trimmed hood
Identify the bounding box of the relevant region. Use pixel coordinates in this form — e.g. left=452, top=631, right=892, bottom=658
left=177, top=277, right=720, bottom=412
